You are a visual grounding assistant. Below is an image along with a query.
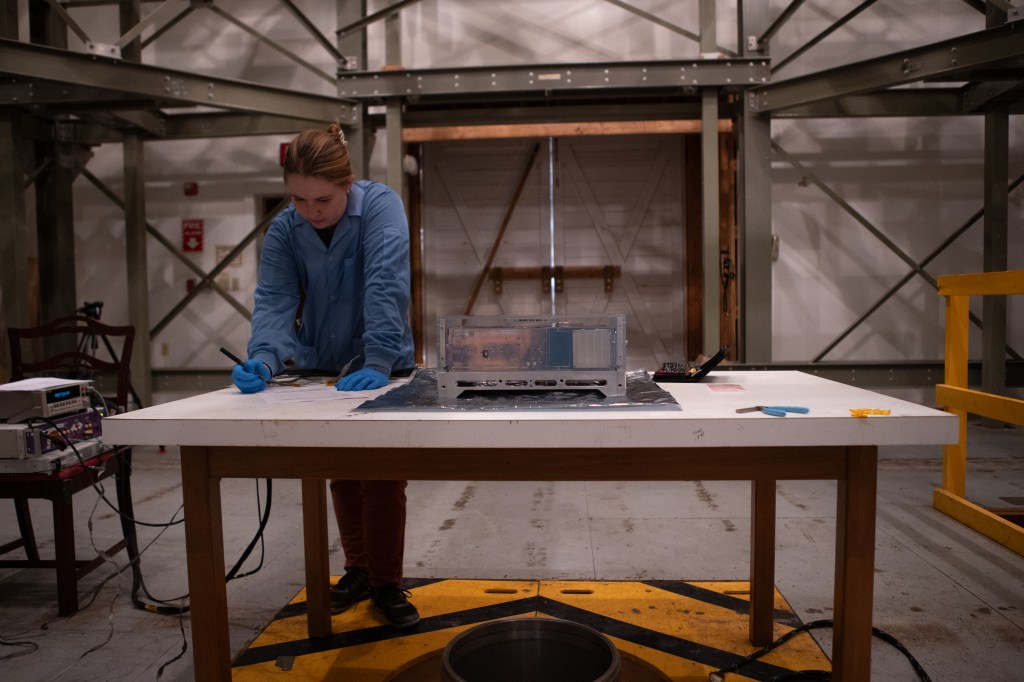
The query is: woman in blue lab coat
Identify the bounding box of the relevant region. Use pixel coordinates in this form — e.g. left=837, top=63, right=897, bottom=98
left=232, top=123, right=419, bottom=628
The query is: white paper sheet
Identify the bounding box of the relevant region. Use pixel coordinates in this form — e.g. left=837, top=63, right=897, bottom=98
left=256, top=384, right=378, bottom=403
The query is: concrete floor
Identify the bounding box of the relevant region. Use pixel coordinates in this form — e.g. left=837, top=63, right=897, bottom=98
left=0, top=419, right=1021, bottom=681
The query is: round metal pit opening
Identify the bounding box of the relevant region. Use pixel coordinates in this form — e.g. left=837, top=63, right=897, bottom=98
left=441, top=617, right=621, bottom=682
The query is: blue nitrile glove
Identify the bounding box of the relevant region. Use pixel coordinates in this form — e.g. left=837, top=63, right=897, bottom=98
left=336, top=367, right=388, bottom=391
left=232, top=359, right=272, bottom=394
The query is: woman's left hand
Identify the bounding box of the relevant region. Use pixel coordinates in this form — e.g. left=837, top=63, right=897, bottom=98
left=336, top=368, right=388, bottom=391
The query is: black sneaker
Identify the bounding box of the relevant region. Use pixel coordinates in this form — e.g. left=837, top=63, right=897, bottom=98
left=371, top=584, right=421, bottom=629
left=330, top=568, right=371, bottom=614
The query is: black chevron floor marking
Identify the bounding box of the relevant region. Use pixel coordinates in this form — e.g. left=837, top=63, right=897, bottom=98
left=232, top=596, right=538, bottom=667
left=534, top=596, right=800, bottom=681
left=234, top=586, right=808, bottom=680
left=642, top=579, right=805, bottom=629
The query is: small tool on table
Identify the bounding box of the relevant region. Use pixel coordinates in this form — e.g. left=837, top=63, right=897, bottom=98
left=736, top=405, right=809, bottom=417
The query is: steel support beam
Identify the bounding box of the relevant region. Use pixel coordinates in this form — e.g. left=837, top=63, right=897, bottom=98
left=771, top=0, right=879, bottom=74
left=982, top=6, right=1012, bottom=400
left=769, top=89, right=966, bottom=118
left=962, top=79, right=1024, bottom=112
left=280, top=0, right=344, bottom=63
left=116, top=0, right=187, bottom=51
left=0, top=110, right=30, bottom=373
left=337, top=59, right=770, bottom=102
left=700, top=0, right=720, bottom=355
left=140, top=3, right=194, bottom=49
left=69, top=112, right=329, bottom=144
left=753, top=21, right=1024, bottom=113
left=207, top=4, right=335, bottom=84
left=336, top=0, right=424, bottom=39
left=385, top=5, right=403, bottom=196
left=737, top=1, right=772, bottom=362
left=983, top=104, right=1009, bottom=397
left=756, top=0, right=806, bottom=51
left=600, top=0, right=738, bottom=55
left=0, top=0, right=24, bottom=372
left=29, top=0, right=77, bottom=329
left=0, top=37, right=358, bottom=123
left=35, top=122, right=78, bottom=324
left=123, top=133, right=152, bottom=407
left=339, top=1, right=370, bottom=178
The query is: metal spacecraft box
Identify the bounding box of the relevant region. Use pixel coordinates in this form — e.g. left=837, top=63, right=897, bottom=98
left=436, top=314, right=627, bottom=401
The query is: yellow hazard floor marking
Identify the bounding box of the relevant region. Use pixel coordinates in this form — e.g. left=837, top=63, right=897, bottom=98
left=232, top=579, right=830, bottom=681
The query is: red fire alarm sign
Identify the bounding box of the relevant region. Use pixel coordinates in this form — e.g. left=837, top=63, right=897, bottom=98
left=182, top=219, right=204, bottom=252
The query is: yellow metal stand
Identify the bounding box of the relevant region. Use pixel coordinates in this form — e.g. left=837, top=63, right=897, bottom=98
left=231, top=579, right=830, bottom=681
left=935, top=270, right=1024, bottom=557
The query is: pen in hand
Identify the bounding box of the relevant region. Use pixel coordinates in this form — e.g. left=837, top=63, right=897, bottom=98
left=220, top=347, right=244, bottom=365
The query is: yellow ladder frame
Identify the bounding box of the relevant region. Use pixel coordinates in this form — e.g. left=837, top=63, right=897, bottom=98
left=935, top=270, right=1024, bottom=556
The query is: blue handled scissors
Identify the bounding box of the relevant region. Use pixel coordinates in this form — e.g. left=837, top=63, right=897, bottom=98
left=735, top=405, right=810, bottom=417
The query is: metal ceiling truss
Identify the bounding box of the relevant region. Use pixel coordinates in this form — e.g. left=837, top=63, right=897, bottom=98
left=769, top=0, right=881, bottom=74
left=752, top=20, right=1024, bottom=113
left=337, top=59, right=769, bottom=103
left=600, top=0, right=737, bottom=57
left=206, top=3, right=336, bottom=84
left=72, top=112, right=332, bottom=145
left=48, top=0, right=345, bottom=82
left=0, top=38, right=358, bottom=127
left=768, top=89, right=967, bottom=118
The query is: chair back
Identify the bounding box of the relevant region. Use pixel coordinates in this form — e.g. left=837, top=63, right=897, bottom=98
left=8, top=315, right=135, bottom=413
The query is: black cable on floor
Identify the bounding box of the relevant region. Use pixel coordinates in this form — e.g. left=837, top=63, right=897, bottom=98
left=0, top=634, right=40, bottom=662
left=707, top=618, right=933, bottom=682
left=28, top=416, right=184, bottom=528
left=31, top=417, right=274, bottom=614
left=226, top=478, right=273, bottom=581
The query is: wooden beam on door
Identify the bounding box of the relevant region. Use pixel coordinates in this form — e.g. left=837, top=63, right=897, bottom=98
left=490, top=265, right=621, bottom=295
left=405, top=119, right=732, bottom=142
left=463, top=143, right=541, bottom=315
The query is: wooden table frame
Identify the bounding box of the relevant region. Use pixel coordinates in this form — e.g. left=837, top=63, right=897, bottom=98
left=107, top=371, right=954, bottom=681
left=180, top=442, right=878, bottom=681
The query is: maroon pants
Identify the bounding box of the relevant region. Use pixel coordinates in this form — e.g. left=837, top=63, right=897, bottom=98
left=329, top=479, right=407, bottom=588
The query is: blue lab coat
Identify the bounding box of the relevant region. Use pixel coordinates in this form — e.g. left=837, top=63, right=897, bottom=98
left=247, top=180, right=415, bottom=376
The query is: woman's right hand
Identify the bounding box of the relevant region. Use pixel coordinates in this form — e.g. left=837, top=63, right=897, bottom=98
left=232, top=359, right=272, bottom=393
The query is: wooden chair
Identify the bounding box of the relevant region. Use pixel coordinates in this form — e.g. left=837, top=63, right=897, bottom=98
left=0, top=314, right=141, bottom=616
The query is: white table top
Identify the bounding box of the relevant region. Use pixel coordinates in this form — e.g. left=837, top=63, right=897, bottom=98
left=103, top=371, right=957, bottom=449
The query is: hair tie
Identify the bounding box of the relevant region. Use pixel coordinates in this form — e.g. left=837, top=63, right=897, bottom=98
left=337, top=128, right=348, bottom=147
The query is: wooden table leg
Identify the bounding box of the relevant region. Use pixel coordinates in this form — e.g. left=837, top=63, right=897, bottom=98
left=749, top=479, right=776, bottom=645
left=181, top=446, right=231, bottom=681
left=833, top=446, right=878, bottom=681
left=302, top=478, right=331, bottom=638
left=52, top=494, right=79, bottom=617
